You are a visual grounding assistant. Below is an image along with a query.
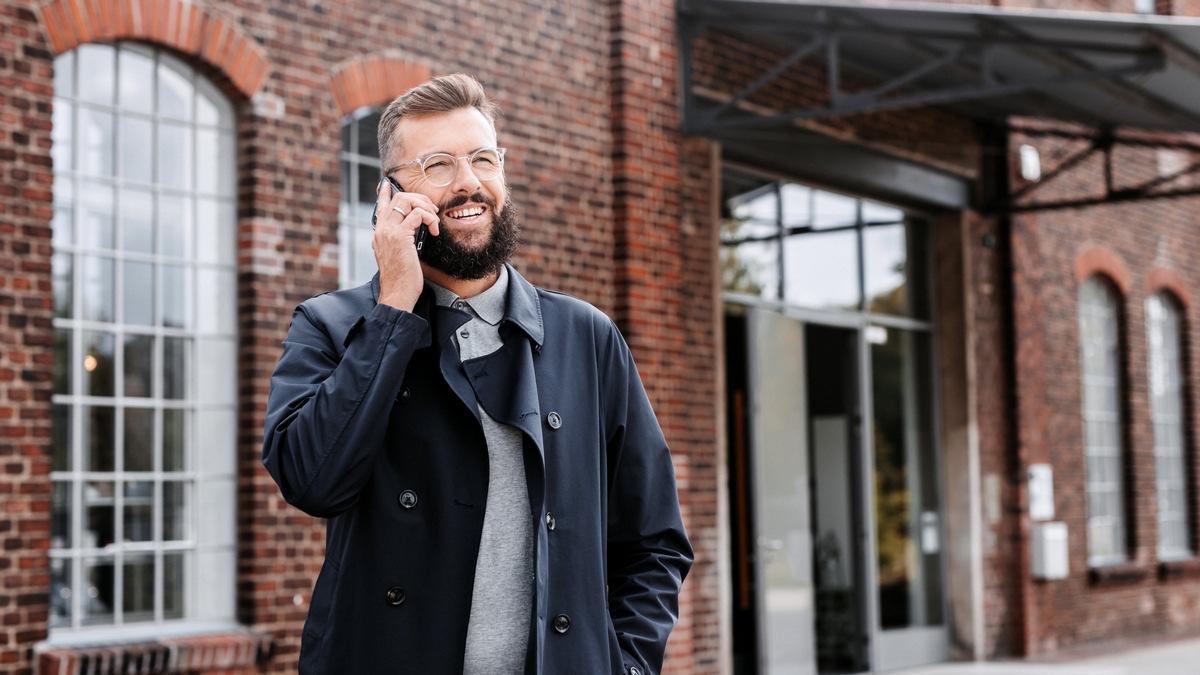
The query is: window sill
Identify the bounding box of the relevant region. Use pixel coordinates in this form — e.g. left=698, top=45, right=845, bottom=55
left=1089, top=561, right=1151, bottom=585
left=37, top=629, right=272, bottom=675
left=1159, top=557, right=1200, bottom=580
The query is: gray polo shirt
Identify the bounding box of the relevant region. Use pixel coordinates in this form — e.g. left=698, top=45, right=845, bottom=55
left=429, top=267, right=534, bottom=675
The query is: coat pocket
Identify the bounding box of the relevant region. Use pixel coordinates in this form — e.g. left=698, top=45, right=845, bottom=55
left=299, top=558, right=341, bottom=673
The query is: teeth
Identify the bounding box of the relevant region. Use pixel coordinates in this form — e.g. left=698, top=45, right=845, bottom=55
left=448, top=207, right=484, bottom=219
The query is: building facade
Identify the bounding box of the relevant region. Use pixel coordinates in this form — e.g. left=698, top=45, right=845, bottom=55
left=2, top=0, right=1200, bottom=673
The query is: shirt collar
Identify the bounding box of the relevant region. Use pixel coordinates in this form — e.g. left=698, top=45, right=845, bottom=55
left=427, top=265, right=509, bottom=326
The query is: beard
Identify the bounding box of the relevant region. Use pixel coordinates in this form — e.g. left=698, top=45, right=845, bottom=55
left=421, top=191, right=521, bottom=280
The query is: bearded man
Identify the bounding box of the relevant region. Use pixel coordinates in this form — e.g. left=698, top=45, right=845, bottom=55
left=262, top=73, right=692, bottom=675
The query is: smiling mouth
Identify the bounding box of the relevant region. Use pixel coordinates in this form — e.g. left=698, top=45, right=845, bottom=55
left=446, top=205, right=486, bottom=220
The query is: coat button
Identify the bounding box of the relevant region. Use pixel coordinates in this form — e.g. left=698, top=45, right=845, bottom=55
left=546, top=411, right=562, bottom=429
left=545, top=512, right=556, bottom=531
left=397, top=386, right=411, bottom=403
left=630, top=668, right=642, bottom=675
left=398, top=490, right=418, bottom=509
left=552, top=613, right=570, bottom=634
left=385, top=587, right=406, bottom=606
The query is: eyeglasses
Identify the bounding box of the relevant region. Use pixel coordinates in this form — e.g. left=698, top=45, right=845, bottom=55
left=389, top=147, right=507, bottom=187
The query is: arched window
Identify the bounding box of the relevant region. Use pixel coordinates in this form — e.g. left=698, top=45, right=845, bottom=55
left=1146, top=291, right=1194, bottom=560
left=339, top=107, right=381, bottom=288
left=1078, top=275, right=1128, bottom=566
left=49, top=42, right=238, bottom=633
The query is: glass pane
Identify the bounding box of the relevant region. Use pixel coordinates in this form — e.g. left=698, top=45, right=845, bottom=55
left=864, top=223, right=908, bottom=316
left=339, top=158, right=351, bottom=221
left=52, top=405, right=71, bottom=471
left=163, top=481, right=187, bottom=541
left=163, top=338, right=189, bottom=400
left=196, top=269, right=235, bottom=335
left=195, top=127, right=226, bottom=196
left=84, top=406, right=116, bottom=472
left=163, top=552, right=184, bottom=619
left=162, top=408, right=186, bottom=472
left=123, top=554, right=155, bottom=620
left=80, top=180, right=115, bottom=250
left=121, top=260, right=154, bottom=326
left=119, top=188, right=154, bottom=255
left=157, top=57, right=193, bottom=121
left=863, top=200, right=904, bottom=225
left=356, top=162, right=378, bottom=210
left=54, top=50, right=75, bottom=98
left=353, top=226, right=376, bottom=286
left=52, top=252, right=73, bottom=320
left=813, top=190, right=858, bottom=230
left=780, top=183, right=811, bottom=227
left=52, top=481, right=72, bottom=548
left=52, top=100, right=73, bottom=170
left=53, top=327, right=71, bottom=394
left=195, top=197, right=223, bottom=264
left=84, top=481, right=115, bottom=548
left=80, top=255, right=115, bottom=322
left=162, top=265, right=192, bottom=328
left=356, top=111, right=381, bottom=157
left=196, top=87, right=220, bottom=126
left=117, top=47, right=154, bottom=114
left=82, top=331, right=115, bottom=396
left=720, top=241, right=779, bottom=300
left=159, top=194, right=194, bottom=259
left=123, top=334, right=153, bottom=397
left=123, top=482, right=153, bottom=542
left=82, top=556, right=115, bottom=625
left=157, top=122, right=192, bottom=190
left=78, top=107, right=114, bottom=177
left=124, top=408, right=154, bottom=472
left=50, top=557, right=72, bottom=628
left=118, top=116, right=153, bottom=183
left=53, top=176, right=76, bottom=246
left=77, top=44, right=115, bottom=105
left=872, top=330, right=942, bottom=629
left=784, top=230, right=859, bottom=310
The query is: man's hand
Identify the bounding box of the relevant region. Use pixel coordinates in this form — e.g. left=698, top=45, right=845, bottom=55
left=372, top=179, right=441, bottom=311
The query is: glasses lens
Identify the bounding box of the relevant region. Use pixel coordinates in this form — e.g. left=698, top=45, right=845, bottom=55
left=469, top=149, right=503, bottom=181
left=421, top=154, right=457, bottom=187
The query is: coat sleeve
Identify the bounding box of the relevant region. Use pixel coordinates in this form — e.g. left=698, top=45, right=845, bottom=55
left=261, top=300, right=430, bottom=518
left=601, top=318, right=694, bottom=675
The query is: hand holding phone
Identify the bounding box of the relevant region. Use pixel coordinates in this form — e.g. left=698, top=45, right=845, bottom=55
left=372, top=176, right=428, bottom=256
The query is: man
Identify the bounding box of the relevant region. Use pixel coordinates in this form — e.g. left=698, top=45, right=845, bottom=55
left=262, top=73, right=692, bottom=675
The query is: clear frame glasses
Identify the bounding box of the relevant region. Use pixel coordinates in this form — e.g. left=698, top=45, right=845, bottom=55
left=390, top=147, right=506, bottom=187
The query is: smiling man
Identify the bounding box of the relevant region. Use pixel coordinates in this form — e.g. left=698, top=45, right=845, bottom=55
left=262, top=73, right=692, bottom=675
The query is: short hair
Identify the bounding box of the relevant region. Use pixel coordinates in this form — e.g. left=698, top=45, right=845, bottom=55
left=376, top=73, right=501, bottom=172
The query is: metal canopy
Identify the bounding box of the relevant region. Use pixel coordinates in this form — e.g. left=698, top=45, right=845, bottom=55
left=680, top=0, right=1200, bottom=134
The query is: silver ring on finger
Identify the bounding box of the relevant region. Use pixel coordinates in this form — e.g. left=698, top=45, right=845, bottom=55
left=392, top=206, right=407, bottom=217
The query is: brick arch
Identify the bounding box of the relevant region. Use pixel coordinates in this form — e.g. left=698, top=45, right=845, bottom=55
left=1074, top=246, right=1131, bottom=295
left=38, top=0, right=269, bottom=99
left=329, top=54, right=431, bottom=116
left=1146, top=268, right=1192, bottom=309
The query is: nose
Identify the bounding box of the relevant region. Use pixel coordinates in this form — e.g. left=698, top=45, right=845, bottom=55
left=448, top=155, right=484, bottom=194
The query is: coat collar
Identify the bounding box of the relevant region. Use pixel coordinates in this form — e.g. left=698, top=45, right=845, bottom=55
left=370, top=263, right=544, bottom=350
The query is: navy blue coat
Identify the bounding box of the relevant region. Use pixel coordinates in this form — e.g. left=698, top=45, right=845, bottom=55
left=262, top=266, right=692, bottom=674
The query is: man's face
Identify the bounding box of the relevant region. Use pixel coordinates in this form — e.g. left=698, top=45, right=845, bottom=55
left=389, top=107, right=518, bottom=279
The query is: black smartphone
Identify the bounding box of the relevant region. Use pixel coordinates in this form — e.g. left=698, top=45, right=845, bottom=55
left=371, top=176, right=428, bottom=256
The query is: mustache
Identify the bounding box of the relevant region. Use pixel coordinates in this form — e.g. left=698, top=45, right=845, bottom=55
left=439, top=192, right=497, bottom=212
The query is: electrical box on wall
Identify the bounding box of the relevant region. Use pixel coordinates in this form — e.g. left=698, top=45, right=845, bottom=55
left=1031, top=522, right=1069, bottom=580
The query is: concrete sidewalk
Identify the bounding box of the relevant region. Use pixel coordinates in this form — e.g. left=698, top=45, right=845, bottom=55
left=889, top=636, right=1200, bottom=675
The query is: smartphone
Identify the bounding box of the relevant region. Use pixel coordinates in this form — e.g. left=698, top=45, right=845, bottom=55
left=371, top=176, right=428, bottom=256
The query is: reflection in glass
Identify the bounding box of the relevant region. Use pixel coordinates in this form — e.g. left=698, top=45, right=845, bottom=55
left=813, top=190, right=858, bottom=230
left=784, top=230, right=858, bottom=310
left=865, top=224, right=908, bottom=315
left=117, top=47, right=154, bottom=114
left=124, top=408, right=154, bottom=472
left=120, top=187, right=154, bottom=254
left=82, top=331, right=115, bottom=396
left=157, top=57, right=193, bottom=121
left=123, top=482, right=153, bottom=541
left=84, top=481, right=115, bottom=548
left=163, top=338, right=188, bottom=400
left=871, top=329, right=942, bottom=630
left=85, top=407, right=116, bottom=473
left=80, top=180, right=115, bottom=250
left=78, top=107, right=114, bottom=178
left=158, top=122, right=192, bottom=190
left=50, top=557, right=72, bottom=628
left=123, top=334, right=153, bottom=397
left=77, top=44, right=114, bottom=105
left=52, top=481, right=72, bottom=547
left=162, top=265, right=191, bottom=328
left=82, top=556, right=115, bottom=625
left=122, top=260, right=154, bottom=326
left=196, top=128, right=220, bottom=195
left=164, top=552, right=184, bottom=619
left=119, top=116, right=153, bottom=184
left=1146, top=292, right=1191, bottom=559
left=52, top=253, right=73, bottom=320
left=81, top=256, right=114, bottom=322
left=123, top=554, right=155, bottom=620
left=52, top=405, right=71, bottom=472
left=52, top=101, right=73, bottom=171
left=163, top=481, right=187, bottom=541
left=53, top=328, right=71, bottom=394
left=163, top=408, right=185, bottom=471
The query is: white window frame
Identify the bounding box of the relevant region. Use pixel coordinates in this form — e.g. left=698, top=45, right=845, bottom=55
left=48, top=41, right=238, bottom=641
left=1078, top=275, right=1128, bottom=567
left=1146, top=291, right=1194, bottom=561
